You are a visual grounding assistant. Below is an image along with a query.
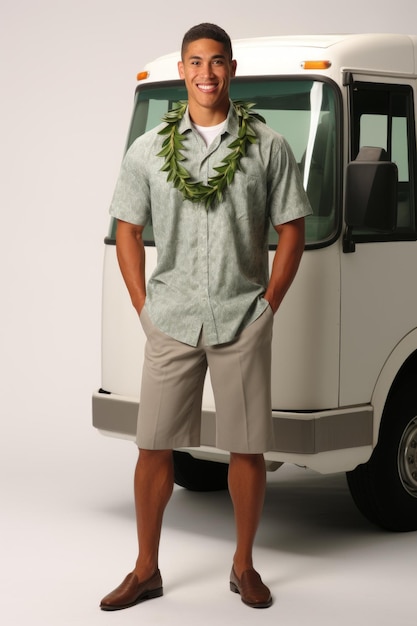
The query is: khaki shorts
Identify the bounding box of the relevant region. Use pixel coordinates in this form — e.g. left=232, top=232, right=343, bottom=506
left=137, top=306, right=274, bottom=454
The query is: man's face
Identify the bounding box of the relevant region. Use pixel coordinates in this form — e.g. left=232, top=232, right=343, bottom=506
left=178, top=38, right=237, bottom=115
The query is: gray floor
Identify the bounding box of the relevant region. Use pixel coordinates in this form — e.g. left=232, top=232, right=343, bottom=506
left=2, top=426, right=415, bottom=626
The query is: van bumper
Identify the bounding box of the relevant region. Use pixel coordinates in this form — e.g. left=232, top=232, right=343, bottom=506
left=92, top=389, right=373, bottom=474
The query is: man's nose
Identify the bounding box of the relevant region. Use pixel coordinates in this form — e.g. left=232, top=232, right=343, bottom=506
left=200, top=62, right=214, bottom=77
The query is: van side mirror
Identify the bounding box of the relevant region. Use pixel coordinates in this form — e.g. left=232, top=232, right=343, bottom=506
left=343, top=146, right=398, bottom=253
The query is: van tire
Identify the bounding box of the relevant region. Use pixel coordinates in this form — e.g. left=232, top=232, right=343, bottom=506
left=346, top=379, right=417, bottom=531
left=173, top=451, right=229, bottom=491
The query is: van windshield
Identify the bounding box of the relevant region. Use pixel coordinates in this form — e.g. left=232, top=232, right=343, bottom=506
left=112, top=78, right=340, bottom=248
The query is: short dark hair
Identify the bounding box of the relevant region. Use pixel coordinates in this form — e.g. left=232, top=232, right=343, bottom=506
left=181, top=23, right=233, bottom=60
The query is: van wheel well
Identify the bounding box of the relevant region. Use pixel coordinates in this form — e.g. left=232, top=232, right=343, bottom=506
left=385, top=349, right=417, bottom=401
left=346, top=349, right=417, bottom=531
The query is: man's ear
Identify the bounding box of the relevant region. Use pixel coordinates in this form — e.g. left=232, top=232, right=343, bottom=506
left=231, top=59, right=237, bottom=78
left=178, top=61, right=185, bottom=79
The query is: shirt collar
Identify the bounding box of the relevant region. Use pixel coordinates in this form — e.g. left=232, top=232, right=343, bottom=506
left=178, top=100, right=239, bottom=138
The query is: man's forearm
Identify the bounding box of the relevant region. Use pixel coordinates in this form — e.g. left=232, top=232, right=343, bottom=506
left=263, top=217, right=305, bottom=314
left=115, top=220, right=146, bottom=314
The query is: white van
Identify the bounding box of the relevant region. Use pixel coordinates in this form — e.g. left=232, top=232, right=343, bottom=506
left=93, top=34, right=417, bottom=532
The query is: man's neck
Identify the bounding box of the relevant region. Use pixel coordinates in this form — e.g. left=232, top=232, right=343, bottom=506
left=188, top=102, right=230, bottom=127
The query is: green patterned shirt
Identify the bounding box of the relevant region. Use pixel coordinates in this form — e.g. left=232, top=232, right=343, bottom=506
left=109, top=103, right=312, bottom=346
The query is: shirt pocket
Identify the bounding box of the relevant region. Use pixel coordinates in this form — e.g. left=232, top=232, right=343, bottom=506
left=229, top=173, right=266, bottom=222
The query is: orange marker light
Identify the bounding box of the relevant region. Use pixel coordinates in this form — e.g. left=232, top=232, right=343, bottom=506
left=301, top=60, right=332, bottom=70
left=136, top=71, right=149, bottom=81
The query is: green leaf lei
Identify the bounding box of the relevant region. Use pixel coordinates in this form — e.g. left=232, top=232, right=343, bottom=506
left=157, top=101, right=265, bottom=208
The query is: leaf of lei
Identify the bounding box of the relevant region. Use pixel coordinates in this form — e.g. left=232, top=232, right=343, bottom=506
left=157, top=101, right=265, bottom=208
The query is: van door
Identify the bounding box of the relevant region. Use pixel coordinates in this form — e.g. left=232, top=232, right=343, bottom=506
left=339, top=78, right=417, bottom=408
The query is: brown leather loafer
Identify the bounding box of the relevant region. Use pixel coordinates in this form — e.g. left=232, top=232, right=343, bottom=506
left=230, top=566, right=272, bottom=608
left=100, top=569, right=163, bottom=611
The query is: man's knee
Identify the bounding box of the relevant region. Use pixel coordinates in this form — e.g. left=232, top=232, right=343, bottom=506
left=138, top=448, right=173, bottom=469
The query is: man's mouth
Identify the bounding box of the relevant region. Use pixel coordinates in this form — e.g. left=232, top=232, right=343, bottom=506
left=197, top=83, right=218, bottom=92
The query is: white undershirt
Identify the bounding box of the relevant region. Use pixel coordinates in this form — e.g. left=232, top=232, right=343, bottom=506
left=192, top=120, right=226, bottom=147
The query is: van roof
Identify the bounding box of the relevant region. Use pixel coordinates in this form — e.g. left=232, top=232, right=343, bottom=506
left=139, top=34, right=417, bottom=83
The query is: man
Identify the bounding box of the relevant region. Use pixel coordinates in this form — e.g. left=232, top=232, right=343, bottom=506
left=100, top=23, right=312, bottom=611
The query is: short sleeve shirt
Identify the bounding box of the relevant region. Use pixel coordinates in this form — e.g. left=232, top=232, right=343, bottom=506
left=109, top=103, right=312, bottom=346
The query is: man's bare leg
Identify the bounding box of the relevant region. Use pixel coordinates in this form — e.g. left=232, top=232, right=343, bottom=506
left=133, top=448, right=174, bottom=580
left=100, top=448, right=173, bottom=609
left=228, top=452, right=266, bottom=576
left=228, top=452, right=272, bottom=607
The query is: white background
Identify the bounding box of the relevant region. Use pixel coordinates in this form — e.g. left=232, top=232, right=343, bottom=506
left=1, top=2, right=416, bottom=624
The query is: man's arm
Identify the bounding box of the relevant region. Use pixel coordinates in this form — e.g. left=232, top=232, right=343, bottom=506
left=263, top=217, right=305, bottom=314
left=115, top=219, right=146, bottom=315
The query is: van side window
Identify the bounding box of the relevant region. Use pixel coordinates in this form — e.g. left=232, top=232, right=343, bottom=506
left=350, top=82, right=417, bottom=240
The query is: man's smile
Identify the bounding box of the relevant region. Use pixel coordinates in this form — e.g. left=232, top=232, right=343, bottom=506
left=197, top=83, right=218, bottom=92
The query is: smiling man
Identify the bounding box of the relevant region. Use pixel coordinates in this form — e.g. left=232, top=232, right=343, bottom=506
left=100, top=23, right=312, bottom=612
left=178, top=34, right=236, bottom=124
